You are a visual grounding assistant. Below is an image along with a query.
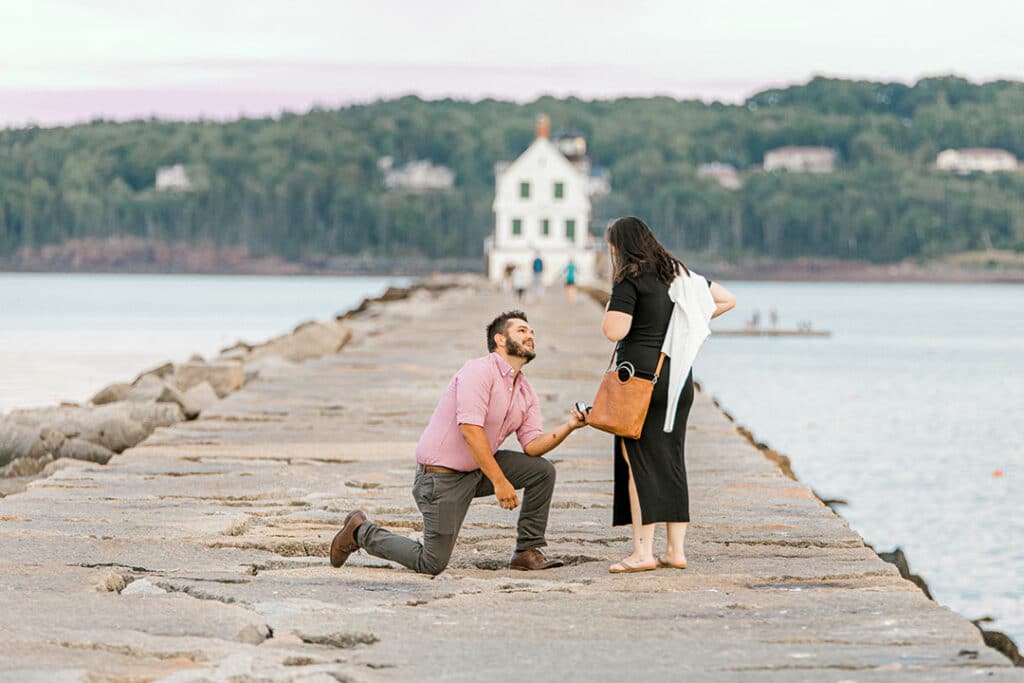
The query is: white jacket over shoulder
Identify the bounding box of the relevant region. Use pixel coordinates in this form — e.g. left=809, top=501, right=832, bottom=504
left=659, top=269, right=716, bottom=432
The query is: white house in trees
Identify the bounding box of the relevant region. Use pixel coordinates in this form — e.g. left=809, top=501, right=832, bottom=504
left=936, top=148, right=1018, bottom=174
left=485, top=115, right=601, bottom=285
left=155, top=164, right=191, bottom=192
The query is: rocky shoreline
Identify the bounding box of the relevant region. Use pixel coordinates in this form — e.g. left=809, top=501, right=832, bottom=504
left=1, top=236, right=483, bottom=277
left=5, top=236, right=1024, bottom=282
left=697, top=255, right=1024, bottom=283
left=0, top=279, right=460, bottom=496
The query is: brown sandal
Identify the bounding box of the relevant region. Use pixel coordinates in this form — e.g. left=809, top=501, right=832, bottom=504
left=608, top=559, right=657, bottom=574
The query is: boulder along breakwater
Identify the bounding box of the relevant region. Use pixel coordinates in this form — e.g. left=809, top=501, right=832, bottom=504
left=0, top=276, right=1019, bottom=680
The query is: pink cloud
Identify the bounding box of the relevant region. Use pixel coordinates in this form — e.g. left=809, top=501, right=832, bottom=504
left=0, top=62, right=770, bottom=128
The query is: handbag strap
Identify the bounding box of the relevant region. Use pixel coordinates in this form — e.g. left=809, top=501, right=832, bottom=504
left=607, top=348, right=667, bottom=383
left=652, top=353, right=666, bottom=384
left=605, top=339, right=622, bottom=371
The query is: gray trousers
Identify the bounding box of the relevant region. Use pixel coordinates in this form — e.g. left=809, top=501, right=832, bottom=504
left=356, top=450, right=556, bottom=575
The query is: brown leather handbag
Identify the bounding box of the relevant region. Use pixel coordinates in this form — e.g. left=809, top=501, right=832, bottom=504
left=588, top=351, right=666, bottom=440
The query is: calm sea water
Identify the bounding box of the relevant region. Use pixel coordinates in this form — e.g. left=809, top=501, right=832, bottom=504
left=697, top=281, right=1023, bottom=643
left=0, top=273, right=407, bottom=412
left=1, top=275, right=1020, bottom=643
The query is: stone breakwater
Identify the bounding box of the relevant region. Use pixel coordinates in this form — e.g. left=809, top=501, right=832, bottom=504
left=0, top=278, right=1021, bottom=681
left=0, top=311, right=351, bottom=490
left=0, top=281, right=450, bottom=494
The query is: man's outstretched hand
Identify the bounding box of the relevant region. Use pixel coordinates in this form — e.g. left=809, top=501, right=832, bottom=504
left=494, top=479, right=520, bottom=510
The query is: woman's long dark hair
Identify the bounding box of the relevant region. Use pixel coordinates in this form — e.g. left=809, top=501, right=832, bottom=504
left=605, top=216, right=689, bottom=285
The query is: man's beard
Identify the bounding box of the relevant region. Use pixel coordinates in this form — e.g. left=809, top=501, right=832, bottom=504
left=505, top=338, right=536, bottom=363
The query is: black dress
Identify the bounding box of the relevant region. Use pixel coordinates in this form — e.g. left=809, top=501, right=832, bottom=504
left=607, top=269, right=708, bottom=526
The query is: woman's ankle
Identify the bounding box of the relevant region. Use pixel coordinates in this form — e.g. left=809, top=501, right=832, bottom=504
left=625, top=550, right=654, bottom=562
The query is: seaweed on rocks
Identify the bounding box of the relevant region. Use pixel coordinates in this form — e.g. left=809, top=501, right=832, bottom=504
left=875, top=547, right=933, bottom=599
left=874, top=548, right=1022, bottom=666
left=713, top=399, right=799, bottom=482
left=973, top=622, right=1024, bottom=666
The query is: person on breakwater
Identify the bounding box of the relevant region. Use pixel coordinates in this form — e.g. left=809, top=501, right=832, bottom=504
left=601, top=216, right=736, bottom=573
left=329, top=310, right=588, bottom=575
left=531, top=250, right=545, bottom=301
left=511, top=265, right=529, bottom=303
left=563, top=258, right=579, bottom=303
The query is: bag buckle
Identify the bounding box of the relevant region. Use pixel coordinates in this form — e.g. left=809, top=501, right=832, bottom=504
left=615, top=361, right=635, bottom=382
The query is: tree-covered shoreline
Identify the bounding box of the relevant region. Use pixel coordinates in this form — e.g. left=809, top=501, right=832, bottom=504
left=2, top=76, right=1023, bottom=265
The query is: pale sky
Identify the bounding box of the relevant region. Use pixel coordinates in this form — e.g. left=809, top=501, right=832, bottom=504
left=1, top=0, right=1022, bottom=127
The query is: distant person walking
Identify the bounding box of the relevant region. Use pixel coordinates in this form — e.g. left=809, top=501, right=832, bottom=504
left=511, top=265, right=529, bottom=303
left=532, top=251, right=545, bottom=301
left=747, top=310, right=761, bottom=330
left=502, top=263, right=515, bottom=294
left=563, top=259, right=578, bottom=303
left=599, top=216, right=736, bottom=573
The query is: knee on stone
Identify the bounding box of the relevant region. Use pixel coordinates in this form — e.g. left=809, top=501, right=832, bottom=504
left=421, top=557, right=449, bottom=576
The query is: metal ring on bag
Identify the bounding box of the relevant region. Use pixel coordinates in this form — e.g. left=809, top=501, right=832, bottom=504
left=615, top=361, right=635, bottom=383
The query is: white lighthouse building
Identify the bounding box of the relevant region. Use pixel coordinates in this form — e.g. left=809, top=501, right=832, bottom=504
left=485, top=115, right=602, bottom=285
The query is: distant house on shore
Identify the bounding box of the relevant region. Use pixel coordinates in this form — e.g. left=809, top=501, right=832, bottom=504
left=485, top=115, right=602, bottom=285
left=697, top=162, right=742, bottom=190
left=763, top=146, right=836, bottom=173
left=936, top=148, right=1018, bottom=174
left=155, top=164, right=191, bottom=192
left=378, top=157, right=455, bottom=191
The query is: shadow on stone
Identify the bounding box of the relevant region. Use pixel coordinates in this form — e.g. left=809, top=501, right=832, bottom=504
left=299, top=632, right=379, bottom=649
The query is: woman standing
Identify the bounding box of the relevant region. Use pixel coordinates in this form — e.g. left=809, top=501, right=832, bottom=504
left=601, top=217, right=735, bottom=573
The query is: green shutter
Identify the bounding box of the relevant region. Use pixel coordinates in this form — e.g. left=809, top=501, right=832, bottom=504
left=542, top=219, right=550, bottom=236
left=512, top=219, right=522, bottom=236
left=566, top=219, right=576, bottom=240
left=520, top=182, right=530, bottom=198
left=554, top=182, right=564, bottom=199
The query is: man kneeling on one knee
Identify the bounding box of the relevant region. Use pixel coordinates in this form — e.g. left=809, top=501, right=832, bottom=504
left=330, top=310, right=587, bottom=575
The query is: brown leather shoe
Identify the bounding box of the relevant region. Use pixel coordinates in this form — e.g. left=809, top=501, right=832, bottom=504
left=330, top=510, right=367, bottom=568
left=508, top=548, right=564, bottom=571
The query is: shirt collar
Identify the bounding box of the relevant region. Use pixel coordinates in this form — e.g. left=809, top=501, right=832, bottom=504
left=490, top=352, right=518, bottom=378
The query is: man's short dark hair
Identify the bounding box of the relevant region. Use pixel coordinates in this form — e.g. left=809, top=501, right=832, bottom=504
left=486, top=310, right=528, bottom=352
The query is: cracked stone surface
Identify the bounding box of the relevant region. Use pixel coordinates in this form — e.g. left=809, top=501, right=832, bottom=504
left=1, top=280, right=1019, bottom=682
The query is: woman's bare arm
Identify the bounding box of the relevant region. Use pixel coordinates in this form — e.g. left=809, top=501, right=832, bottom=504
left=709, top=282, right=737, bottom=319
left=602, top=310, right=633, bottom=341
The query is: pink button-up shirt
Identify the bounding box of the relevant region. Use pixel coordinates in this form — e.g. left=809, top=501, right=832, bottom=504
left=415, top=352, right=544, bottom=472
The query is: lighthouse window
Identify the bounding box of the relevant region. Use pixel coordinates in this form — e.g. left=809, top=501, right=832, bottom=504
left=565, top=219, right=576, bottom=240
left=520, top=182, right=530, bottom=198
left=554, top=182, right=564, bottom=199
left=512, top=219, right=523, bottom=236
